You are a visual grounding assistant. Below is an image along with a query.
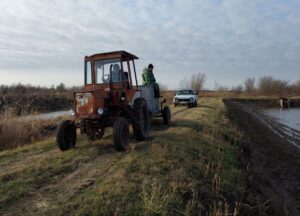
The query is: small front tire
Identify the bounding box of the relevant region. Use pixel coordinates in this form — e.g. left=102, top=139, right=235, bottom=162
left=56, top=120, right=77, bottom=151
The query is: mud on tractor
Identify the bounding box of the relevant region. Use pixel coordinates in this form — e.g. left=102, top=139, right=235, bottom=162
left=56, top=51, right=171, bottom=151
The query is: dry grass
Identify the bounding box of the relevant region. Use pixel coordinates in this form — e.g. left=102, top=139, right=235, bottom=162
left=0, top=110, right=60, bottom=150
left=0, top=98, right=265, bottom=215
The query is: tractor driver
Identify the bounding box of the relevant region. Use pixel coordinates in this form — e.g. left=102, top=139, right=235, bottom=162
left=142, top=64, right=160, bottom=98
left=111, top=64, right=121, bottom=82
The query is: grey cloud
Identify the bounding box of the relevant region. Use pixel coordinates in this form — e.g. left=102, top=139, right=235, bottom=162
left=0, top=0, right=299, bottom=88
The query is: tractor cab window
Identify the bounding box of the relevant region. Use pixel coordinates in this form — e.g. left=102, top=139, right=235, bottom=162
left=85, top=61, right=92, bottom=85
left=122, top=60, right=130, bottom=81
left=95, top=59, right=121, bottom=84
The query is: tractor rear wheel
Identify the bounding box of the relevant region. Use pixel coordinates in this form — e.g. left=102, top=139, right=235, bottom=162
left=113, top=117, right=129, bottom=151
left=162, top=106, right=171, bottom=125
left=56, top=120, right=77, bottom=151
left=133, top=98, right=149, bottom=141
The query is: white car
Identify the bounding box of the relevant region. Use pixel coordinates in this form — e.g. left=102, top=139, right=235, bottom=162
left=173, top=89, right=198, bottom=108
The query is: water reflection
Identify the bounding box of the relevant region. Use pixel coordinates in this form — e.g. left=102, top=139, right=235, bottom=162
left=23, top=110, right=69, bottom=120
left=263, top=108, right=300, bottom=131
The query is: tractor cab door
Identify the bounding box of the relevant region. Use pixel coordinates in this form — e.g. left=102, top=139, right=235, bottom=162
left=120, top=59, right=138, bottom=102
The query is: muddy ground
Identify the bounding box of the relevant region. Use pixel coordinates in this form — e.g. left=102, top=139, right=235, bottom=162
left=224, top=99, right=300, bottom=216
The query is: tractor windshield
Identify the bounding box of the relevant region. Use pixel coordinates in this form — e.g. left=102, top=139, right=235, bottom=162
left=177, top=90, right=195, bottom=95
left=95, top=58, right=121, bottom=84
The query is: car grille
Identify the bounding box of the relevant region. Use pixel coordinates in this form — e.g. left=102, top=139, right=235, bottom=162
left=177, top=98, right=192, bottom=102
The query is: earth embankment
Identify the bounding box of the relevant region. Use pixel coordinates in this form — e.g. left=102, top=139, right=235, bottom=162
left=224, top=99, right=300, bottom=216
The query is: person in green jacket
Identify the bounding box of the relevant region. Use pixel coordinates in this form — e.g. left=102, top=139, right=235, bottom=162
left=142, top=64, right=160, bottom=98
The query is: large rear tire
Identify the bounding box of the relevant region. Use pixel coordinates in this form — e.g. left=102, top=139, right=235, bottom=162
left=113, top=117, right=129, bottom=151
left=56, top=120, right=77, bottom=151
left=162, top=106, right=171, bottom=125
left=133, top=98, right=149, bottom=141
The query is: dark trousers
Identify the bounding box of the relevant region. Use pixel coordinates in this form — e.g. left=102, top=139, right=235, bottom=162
left=153, top=83, right=160, bottom=98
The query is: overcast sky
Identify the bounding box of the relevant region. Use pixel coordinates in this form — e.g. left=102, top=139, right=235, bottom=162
left=0, top=0, right=299, bottom=89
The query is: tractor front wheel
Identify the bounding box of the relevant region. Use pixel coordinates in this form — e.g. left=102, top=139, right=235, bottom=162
left=113, top=117, right=129, bottom=151
left=56, top=120, right=77, bottom=151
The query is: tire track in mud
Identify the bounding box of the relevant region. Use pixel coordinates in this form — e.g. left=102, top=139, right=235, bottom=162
left=228, top=101, right=300, bottom=149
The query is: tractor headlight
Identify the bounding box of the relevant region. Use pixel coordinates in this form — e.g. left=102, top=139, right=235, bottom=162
left=69, top=109, right=75, bottom=116
left=97, top=108, right=104, bottom=115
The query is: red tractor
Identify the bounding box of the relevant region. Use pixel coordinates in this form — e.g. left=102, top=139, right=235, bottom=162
left=57, top=51, right=171, bottom=151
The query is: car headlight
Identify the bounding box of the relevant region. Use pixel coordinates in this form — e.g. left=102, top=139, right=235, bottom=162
left=190, top=97, right=194, bottom=101
left=97, top=108, right=104, bottom=115
left=174, top=97, right=178, bottom=101
left=69, top=109, right=75, bottom=116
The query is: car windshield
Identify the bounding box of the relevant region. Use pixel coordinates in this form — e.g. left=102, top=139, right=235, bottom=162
left=94, top=58, right=121, bottom=84
left=177, top=90, right=194, bottom=95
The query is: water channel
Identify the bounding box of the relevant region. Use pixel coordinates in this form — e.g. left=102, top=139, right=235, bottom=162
left=263, top=108, right=300, bottom=131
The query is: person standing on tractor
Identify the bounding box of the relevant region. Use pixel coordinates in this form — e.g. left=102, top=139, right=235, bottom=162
left=142, top=64, right=160, bottom=98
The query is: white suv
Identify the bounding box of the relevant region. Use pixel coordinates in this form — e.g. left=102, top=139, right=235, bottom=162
left=173, top=89, right=198, bottom=108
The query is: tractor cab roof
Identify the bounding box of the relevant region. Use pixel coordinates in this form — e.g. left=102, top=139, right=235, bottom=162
left=85, top=50, right=139, bottom=61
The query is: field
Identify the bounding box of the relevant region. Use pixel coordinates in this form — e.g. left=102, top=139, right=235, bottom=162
left=0, top=98, right=266, bottom=215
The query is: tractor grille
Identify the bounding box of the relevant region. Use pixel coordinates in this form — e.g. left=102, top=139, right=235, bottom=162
left=75, top=92, right=94, bottom=115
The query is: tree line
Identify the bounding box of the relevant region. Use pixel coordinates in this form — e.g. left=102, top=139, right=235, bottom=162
left=1, top=75, right=299, bottom=97
left=0, top=83, right=83, bottom=96
left=180, top=73, right=300, bottom=97
left=243, top=76, right=300, bottom=96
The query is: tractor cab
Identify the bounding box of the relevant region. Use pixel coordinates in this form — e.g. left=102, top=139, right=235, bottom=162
left=75, top=51, right=139, bottom=118
left=84, top=51, right=138, bottom=90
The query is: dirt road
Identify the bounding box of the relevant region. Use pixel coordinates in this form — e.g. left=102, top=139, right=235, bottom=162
left=225, top=99, right=300, bottom=216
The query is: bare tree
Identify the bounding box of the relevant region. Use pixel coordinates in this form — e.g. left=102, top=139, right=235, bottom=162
left=56, top=83, right=67, bottom=93
left=244, top=78, right=256, bottom=96
left=258, top=76, right=289, bottom=96
left=231, top=84, right=243, bottom=95
left=180, top=73, right=206, bottom=93
left=258, top=76, right=274, bottom=96
left=294, top=80, right=300, bottom=95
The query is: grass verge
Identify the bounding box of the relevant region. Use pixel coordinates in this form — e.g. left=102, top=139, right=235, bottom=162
left=0, top=98, right=263, bottom=215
